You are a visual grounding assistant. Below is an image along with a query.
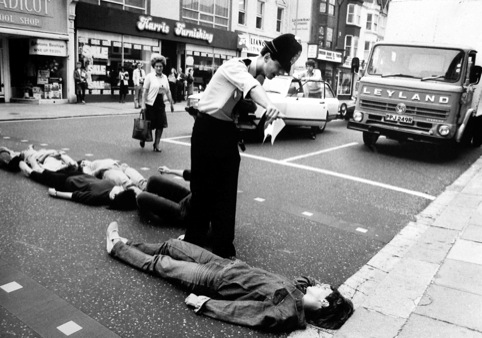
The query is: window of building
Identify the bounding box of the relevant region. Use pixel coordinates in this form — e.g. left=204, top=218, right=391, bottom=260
left=238, top=0, right=246, bottom=25
left=364, top=41, right=373, bottom=60
left=326, top=27, right=333, bottom=48
left=256, top=1, right=264, bottom=29
left=318, top=26, right=325, bottom=48
left=276, top=7, right=284, bottom=32
left=366, top=13, right=379, bottom=31
left=181, top=0, right=230, bottom=30
left=347, top=4, right=361, bottom=26
left=345, top=35, right=359, bottom=58
left=78, top=0, right=147, bottom=13
left=319, top=0, right=335, bottom=15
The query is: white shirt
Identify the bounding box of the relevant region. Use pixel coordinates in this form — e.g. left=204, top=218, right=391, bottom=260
left=143, top=72, right=170, bottom=106
left=133, top=68, right=146, bottom=86
left=198, top=57, right=260, bottom=121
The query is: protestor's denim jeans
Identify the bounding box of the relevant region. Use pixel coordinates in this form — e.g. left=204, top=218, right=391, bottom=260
left=111, top=239, right=232, bottom=295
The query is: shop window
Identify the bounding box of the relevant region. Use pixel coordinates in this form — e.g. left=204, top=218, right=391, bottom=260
left=344, top=35, right=358, bottom=58
left=256, top=1, right=264, bottom=29
left=77, top=36, right=155, bottom=94
left=9, top=39, right=66, bottom=100
left=276, top=7, right=284, bottom=32
left=337, top=71, right=352, bottom=96
left=238, top=0, right=246, bottom=25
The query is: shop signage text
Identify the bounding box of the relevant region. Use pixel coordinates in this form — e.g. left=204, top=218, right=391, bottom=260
left=174, top=23, right=213, bottom=44
left=318, top=48, right=343, bottom=63
left=29, top=38, right=67, bottom=56
left=136, top=16, right=213, bottom=44
left=0, top=0, right=51, bottom=15
left=0, top=11, right=41, bottom=26
left=237, top=33, right=267, bottom=54
left=137, top=15, right=169, bottom=34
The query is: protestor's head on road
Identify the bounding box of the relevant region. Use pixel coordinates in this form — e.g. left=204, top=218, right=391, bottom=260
left=303, top=284, right=354, bottom=330
left=261, top=34, right=301, bottom=78
left=108, top=187, right=137, bottom=210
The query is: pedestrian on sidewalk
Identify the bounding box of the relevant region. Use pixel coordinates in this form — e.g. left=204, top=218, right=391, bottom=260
left=140, top=54, right=174, bottom=152
left=106, top=222, right=353, bottom=332
left=168, top=68, right=178, bottom=104
left=74, top=61, right=87, bottom=104
left=133, top=62, right=146, bottom=109
left=118, top=65, right=129, bottom=104
left=183, top=33, right=301, bottom=258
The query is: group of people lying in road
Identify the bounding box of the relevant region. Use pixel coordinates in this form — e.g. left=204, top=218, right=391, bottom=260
left=1, top=144, right=354, bottom=333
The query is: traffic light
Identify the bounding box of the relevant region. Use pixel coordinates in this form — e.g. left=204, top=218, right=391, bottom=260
left=351, top=57, right=360, bottom=73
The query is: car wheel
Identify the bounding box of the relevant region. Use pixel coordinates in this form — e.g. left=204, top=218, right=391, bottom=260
left=339, top=103, right=348, bottom=120
left=363, top=131, right=379, bottom=147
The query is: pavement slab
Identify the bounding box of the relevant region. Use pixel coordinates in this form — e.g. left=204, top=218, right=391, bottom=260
left=398, top=313, right=482, bottom=338
left=435, top=259, right=482, bottom=296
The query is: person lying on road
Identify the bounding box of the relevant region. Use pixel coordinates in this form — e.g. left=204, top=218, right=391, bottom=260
left=106, top=221, right=354, bottom=332
left=19, top=155, right=137, bottom=210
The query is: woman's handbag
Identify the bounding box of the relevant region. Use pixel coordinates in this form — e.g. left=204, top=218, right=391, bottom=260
left=132, top=110, right=153, bottom=142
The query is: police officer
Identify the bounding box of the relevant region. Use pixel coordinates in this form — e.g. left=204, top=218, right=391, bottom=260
left=184, top=34, right=302, bottom=258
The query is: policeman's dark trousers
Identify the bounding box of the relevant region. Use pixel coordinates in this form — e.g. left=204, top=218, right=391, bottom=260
left=184, top=114, right=240, bottom=258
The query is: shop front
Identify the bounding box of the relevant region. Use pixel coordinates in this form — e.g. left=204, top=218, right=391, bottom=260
left=75, top=3, right=239, bottom=102
left=0, top=1, right=72, bottom=103
left=312, top=47, right=343, bottom=93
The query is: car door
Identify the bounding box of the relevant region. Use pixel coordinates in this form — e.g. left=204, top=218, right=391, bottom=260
left=284, top=79, right=327, bottom=126
left=322, top=82, right=340, bottom=120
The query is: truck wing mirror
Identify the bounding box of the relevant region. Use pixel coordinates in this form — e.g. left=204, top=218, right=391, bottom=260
left=470, top=65, right=482, bottom=84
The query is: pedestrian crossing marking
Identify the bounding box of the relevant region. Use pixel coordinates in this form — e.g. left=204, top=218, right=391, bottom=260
left=0, top=281, right=23, bottom=293
left=356, top=227, right=368, bottom=233
left=57, top=321, right=82, bottom=336
left=302, top=211, right=313, bottom=217
left=254, top=197, right=265, bottom=202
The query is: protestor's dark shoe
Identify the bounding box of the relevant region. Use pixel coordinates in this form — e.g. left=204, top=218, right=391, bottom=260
left=140, top=141, right=145, bottom=148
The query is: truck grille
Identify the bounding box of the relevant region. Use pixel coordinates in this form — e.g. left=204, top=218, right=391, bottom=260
left=360, top=99, right=449, bottom=119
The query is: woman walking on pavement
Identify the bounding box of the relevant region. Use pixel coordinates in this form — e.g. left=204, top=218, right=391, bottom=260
left=140, top=54, right=174, bottom=152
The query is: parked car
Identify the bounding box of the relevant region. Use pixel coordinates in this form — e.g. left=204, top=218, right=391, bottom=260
left=338, top=97, right=357, bottom=120
left=186, top=76, right=340, bottom=138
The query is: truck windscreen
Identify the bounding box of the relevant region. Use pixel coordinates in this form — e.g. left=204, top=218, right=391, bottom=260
left=367, top=45, right=465, bottom=83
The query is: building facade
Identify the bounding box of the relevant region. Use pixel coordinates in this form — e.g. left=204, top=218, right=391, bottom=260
left=0, top=0, right=75, bottom=103
left=75, top=0, right=238, bottom=102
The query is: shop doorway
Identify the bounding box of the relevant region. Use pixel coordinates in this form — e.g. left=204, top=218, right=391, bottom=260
left=0, top=46, right=4, bottom=101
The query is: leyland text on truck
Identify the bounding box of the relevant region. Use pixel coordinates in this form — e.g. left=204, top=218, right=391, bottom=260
left=347, top=42, right=482, bottom=148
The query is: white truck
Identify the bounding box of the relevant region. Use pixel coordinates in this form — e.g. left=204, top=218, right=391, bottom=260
left=347, top=0, right=482, bottom=147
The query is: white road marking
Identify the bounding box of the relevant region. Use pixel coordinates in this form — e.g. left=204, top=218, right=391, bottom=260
left=1, top=281, right=23, bottom=293
left=356, top=227, right=368, bottom=233
left=302, top=211, right=313, bottom=217
left=254, top=197, right=265, bottom=202
left=281, top=142, right=359, bottom=162
left=160, top=136, right=437, bottom=200
left=57, top=321, right=82, bottom=336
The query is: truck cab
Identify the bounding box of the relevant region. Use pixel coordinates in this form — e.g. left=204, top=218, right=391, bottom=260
left=348, top=42, right=482, bottom=147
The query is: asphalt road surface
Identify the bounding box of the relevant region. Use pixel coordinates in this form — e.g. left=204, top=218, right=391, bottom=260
left=1, top=113, right=481, bottom=337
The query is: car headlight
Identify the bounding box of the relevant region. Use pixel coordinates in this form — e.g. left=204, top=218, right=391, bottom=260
left=438, top=125, right=451, bottom=136
left=353, top=111, right=363, bottom=122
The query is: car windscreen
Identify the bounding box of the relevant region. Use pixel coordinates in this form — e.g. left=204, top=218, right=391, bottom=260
left=367, top=45, right=465, bottom=82
left=263, top=77, right=292, bottom=95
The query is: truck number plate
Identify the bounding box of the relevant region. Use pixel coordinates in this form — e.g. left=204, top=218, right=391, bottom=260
left=385, top=114, right=413, bottom=124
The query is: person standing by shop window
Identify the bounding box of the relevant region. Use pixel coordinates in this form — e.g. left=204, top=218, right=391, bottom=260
left=140, top=54, right=175, bottom=152
left=177, top=68, right=186, bottom=102
left=186, top=68, right=194, bottom=98
left=182, top=34, right=302, bottom=258
left=132, top=62, right=146, bottom=109
left=74, top=62, right=87, bottom=104
left=168, top=68, right=178, bottom=104
left=118, top=66, right=129, bottom=104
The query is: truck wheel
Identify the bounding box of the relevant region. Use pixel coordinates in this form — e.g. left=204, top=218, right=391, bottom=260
left=363, top=132, right=379, bottom=147
left=339, top=103, right=348, bottom=120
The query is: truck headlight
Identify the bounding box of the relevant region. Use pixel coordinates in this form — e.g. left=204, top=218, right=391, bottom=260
left=353, top=111, right=363, bottom=122
left=438, top=125, right=451, bottom=136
